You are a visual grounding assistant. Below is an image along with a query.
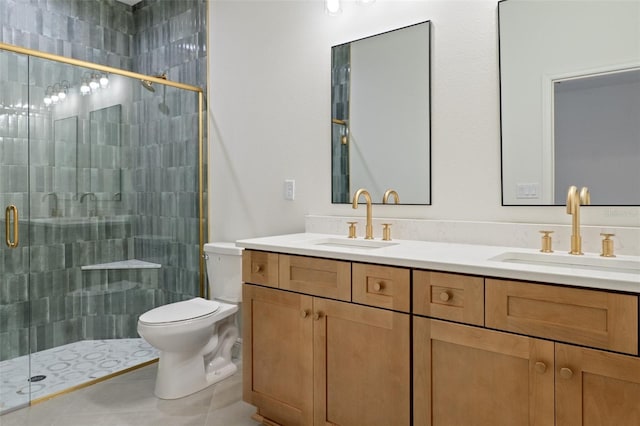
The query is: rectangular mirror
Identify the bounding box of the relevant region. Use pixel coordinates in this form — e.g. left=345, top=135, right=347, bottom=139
left=331, top=21, right=431, bottom=205
left=499, top=0, right=640, bottom=205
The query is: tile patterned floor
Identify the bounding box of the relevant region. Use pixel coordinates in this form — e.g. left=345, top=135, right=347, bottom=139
left=0, top=363, right=259, bottom=426
left=0, top=339, right=158, bottom=414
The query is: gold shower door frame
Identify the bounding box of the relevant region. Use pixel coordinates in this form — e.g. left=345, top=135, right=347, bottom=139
left=0, top=42, right=208, bottom=406
left=0, top=41, right=208, bottom=298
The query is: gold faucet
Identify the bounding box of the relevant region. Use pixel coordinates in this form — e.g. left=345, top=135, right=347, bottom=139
left=382, top=189, right=399, bottom=204
left=352, top=188, right=374, bottom=239
left=566, top=185, right=590, bottom=255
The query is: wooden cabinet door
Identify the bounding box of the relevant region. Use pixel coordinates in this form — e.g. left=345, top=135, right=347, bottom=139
left=243, top=284, right=313, bottom=426
left=556, top=343, right=640, bottom=426
left=414, top=318, right=554, bottom=426
left=313, top=298, right=410, bottom=426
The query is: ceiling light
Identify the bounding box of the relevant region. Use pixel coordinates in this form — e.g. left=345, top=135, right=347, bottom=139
left=325, top=0, right=341, bottom=15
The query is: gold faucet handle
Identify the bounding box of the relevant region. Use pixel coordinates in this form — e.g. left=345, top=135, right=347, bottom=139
left=347, top=221, right=357, bottom=239
left=580, top=187, right=591, bottom=205
left=600, top=233, right=616, bottom=257
left=382, top=189, right=399, bottom=204
left=539, top=230, right=554, bottom=253
left=382, top=223, right=392, bottom=241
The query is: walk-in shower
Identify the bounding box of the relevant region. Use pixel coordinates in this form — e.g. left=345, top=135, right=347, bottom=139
left=0, top=43, right=206, bottom=414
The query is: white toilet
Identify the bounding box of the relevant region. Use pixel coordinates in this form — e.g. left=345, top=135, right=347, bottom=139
left=137, top=242, right=242, bottom=399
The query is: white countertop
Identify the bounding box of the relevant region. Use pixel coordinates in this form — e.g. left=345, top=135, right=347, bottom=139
left=236, top=233, right=640, bottom=294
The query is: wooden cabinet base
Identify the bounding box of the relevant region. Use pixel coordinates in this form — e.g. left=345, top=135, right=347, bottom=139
left=556, top=343, right=640, bottom=426
left=314, top=298, right=410, bottom=426
left=414, top=318, right=554, bottom=426
left=243, top=284, right=313, bottom=426
left=244, top=284, right=410, bottom=426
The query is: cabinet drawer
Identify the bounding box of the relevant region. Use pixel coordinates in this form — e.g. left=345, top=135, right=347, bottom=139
left=413, top=271, right=484, bottom=326
left=486, top=279, right=638, bottom=355
left=242, top=250, right=279, bottom=288
left=279, top=255, right=351, bottom=301
left=352, top=263, right=410, bottom=312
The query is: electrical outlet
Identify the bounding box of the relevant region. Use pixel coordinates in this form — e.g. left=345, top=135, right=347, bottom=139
left=284, top=179, right=295, bottom=200
left=516, top=183, right=539, bottom=199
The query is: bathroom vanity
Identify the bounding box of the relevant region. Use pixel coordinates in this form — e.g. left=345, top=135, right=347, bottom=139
left=237, top=233, right=640, bottom=426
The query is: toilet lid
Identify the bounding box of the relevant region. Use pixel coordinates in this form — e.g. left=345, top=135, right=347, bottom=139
left=139, top=297, right=220, bottom=325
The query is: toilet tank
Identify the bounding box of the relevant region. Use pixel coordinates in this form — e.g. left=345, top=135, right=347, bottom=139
left=203, top=242, right=243, bottom=303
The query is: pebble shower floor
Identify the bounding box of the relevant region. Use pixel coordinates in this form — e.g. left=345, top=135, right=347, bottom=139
left=0, top=338, right=158, bottom=415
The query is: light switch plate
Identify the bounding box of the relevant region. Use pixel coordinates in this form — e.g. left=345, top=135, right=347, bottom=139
left=284, top=179, right=295, bottom=200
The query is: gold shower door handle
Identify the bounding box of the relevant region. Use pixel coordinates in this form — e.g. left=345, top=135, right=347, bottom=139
left=5, top=205, right=19, bottom=248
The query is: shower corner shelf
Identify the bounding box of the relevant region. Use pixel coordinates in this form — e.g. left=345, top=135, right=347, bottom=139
left=81, top=259, right=161, bottom=271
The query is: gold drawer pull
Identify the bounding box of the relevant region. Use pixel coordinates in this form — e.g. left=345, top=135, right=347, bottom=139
left=300, top=310, right=309, bottom=319
left=439, top=291, right=451, bottom=302
left=560, top=367, right=573, bottom=379
left=534, top=361, right=547, bottom=374
left=373, top=282, right=384, bottom=292
left=253, top=264, right=263, bottom=273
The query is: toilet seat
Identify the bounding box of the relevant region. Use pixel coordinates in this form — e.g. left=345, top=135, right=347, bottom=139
left=139, top=297, right=220, bottom=326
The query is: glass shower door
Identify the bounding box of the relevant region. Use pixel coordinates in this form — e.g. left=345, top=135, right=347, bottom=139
left=0, top=49, right=32, bottom=414
left=1, top=42, right=205, bottom=414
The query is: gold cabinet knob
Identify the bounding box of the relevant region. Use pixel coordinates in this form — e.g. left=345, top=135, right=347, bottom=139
left=600, top=233, right=616, bottom=258
left=313, top=311, right=323, bottom=321
left=373, top=282, right=384, bottom=292
left=253, top=264, right=263, bottom=273
left=439, top=291, right=451, bottom=302
left=300, top=310, right=309, bottom=319
left=534, top=361, right=547, bottom=374
left=560, top=367, right=573, bottom=379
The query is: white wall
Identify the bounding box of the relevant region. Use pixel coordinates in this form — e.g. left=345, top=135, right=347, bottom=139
left=207, top=0, right=640, bottom=244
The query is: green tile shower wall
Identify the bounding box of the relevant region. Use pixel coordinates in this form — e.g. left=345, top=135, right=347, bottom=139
left=331, top=44, right=350, bottom=203
left=0, top=0, right=207, bottom=361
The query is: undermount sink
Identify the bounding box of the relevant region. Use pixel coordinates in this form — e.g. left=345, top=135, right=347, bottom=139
left=310, top=237, right=398, bottom=250
left=490, top=251, right=640, bottom=274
